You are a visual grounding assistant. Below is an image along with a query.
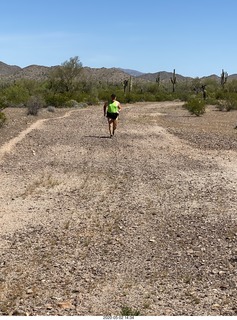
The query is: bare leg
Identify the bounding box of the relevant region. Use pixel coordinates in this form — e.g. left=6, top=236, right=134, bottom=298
left=113, top=119, right=118, bottom=135
left=108, top=118, right=113, bottom=137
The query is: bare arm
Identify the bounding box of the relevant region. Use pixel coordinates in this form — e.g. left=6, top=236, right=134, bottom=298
left=118, top=102, right=122, bottom=111
left=103, top=102, right=107, bottom=116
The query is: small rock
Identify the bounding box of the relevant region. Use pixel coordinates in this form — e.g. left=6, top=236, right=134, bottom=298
left=45, top=304, right=53, bottom=310
left=26, top=289, right=34, bottom=294
left=219, top=271, right=226, bottom=275
left=211, top=269, right=219, bottom=274
left=57, top=301, right=75, bottom=310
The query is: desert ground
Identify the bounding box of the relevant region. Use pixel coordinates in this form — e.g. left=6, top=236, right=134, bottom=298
left=0, top=101, right=237, bottom=316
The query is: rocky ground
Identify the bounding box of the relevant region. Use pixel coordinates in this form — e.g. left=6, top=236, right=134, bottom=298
left=0, top=101, right=237, bottom=316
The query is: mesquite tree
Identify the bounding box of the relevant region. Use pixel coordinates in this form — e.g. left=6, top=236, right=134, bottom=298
left=49, top=56, right=82, bottom=93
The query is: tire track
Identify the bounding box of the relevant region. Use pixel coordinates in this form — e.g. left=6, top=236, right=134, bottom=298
left=0, top=110, right=77, bottom=162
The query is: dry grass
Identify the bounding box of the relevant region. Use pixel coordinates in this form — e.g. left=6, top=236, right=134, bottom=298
left=21, top=173, right=61, bottom=198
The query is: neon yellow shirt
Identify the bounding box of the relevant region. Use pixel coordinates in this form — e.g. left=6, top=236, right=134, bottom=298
left=107, top=100, right=119, bottom=113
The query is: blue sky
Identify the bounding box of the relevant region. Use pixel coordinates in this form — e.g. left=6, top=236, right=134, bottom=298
left=0, top=0, right=236, bottom=77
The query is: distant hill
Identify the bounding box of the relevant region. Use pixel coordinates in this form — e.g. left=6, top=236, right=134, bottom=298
left=228, top=74, right=237, bottom=81
left=0, top=61, right=21, bottom=76
left=136, top=71, right=193, bottom=83
left=0, top=62, right=134, bottom=83
left=1, top=60, right=237, bottom=84
left=200, top=74, right=220, bottom=81
left=19, top=65, right=54, bottom=80
left=0, top=63, right=55, bottom=81
left=118, top=68, right=145, bottom=77
left=81, top=67, right=133, bottom=83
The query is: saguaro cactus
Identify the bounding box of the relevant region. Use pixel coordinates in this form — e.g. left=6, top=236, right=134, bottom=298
left=170, top=69, right=176, bottom=92
left=156, top=73, right=160, bottom=87
left=201, top=84, right=207, bottom=100
left=129, top=76, right=133, bottom=92
left=221, top=69, right=228, bottom=88
left=123, top=79, right=129, bottom=93
left=123, top=77, right=133, bottom=93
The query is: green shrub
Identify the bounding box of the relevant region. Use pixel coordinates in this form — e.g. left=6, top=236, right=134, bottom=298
left=215, top=90, right=225, bottom=100
left=143, top=92, right=156, bottom=102
left=3, top=84, right=30, bottom=106
left=65, top=99, right=80, bottom=108
left=217, top=92, right=237, bottom=111
left=0, top=111, right=6, bottom=127
left=223, top=99, right=237, bottom=111
left=205, top=96, right=218, bottom=105
left=122, top=92, right=141, bottom=103
left=0, top=95, right=7, bottom=109
left=44, top=92, right=70, bottom=107
left=217, top=100, right=227, bottom=111
left=121, top=306, right=140, bottom=316
left=155, top=92, right=174, bottom=101
left=183, top=97, right=206, bottom=116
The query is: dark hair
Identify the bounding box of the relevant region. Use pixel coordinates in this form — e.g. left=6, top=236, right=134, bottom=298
left=111, top=94, right=116, bottom=99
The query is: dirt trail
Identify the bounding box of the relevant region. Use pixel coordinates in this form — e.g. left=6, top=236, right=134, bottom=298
left=0, top=102, right=237, bottom=316
left=0, top=110, right=76, bottom=161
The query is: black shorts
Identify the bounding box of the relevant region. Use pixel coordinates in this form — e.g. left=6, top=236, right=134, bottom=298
left=107, top=112, right=119, bottom=120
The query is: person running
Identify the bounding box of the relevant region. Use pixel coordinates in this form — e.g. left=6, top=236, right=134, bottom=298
left=104, top=94, right=122, bottom=137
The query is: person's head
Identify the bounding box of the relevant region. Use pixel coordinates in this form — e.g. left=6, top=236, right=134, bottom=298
left=111, top=94, right=116, bottom=101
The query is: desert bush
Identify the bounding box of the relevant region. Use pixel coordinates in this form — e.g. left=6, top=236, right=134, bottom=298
left=98, top=89, right=111, bottom=102
left=65, top=99, right=80, bottom=108
left=226, top=79, right=237, bottom=93
left=215, top=90, right=226, bottom=100
left=0, top=95, right=7, bottom=109
left=175, top=91, right=190, bottom=102
left=98, top=86, right=124, bottom=102
left=26, top=95, right=45, bottom=116
left=143, top=92, right=156, bottom=102
left=146, top=83, right=159, bottom=94
left=87, top=86, right=99, bottom=104
left=72, top=91, right=90, bottom=103
left=217, top=92, right=237, bottom=111
left=183, top=97, right=206, bottom=116
left=86, top=96, right=99, bottom=105
left=225, top=98, right=237, bottom=111
left=216, top=100, right=228, bottom=111
left=44, top=92, right=70, bottom=107
left=205, top=96, right=218, bottom=105
left=77, top=102, right=88, bottom=108
left=121, top=306, right=140, bottom=316
left=47, top=106, right=56, bottom=112
left=155, top=91, right=174, bottom=101
left=0, top=111, right=7, bottom=127
left=3, top=84, right=30, bottom=107
left=122, top=92, right=143, bottom=103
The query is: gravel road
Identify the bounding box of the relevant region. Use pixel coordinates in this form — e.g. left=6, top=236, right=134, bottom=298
left=0, top=102, right=237, bottom=316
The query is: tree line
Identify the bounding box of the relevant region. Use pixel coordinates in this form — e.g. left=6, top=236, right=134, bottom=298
left=0, top=57, right=237, bottom=119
